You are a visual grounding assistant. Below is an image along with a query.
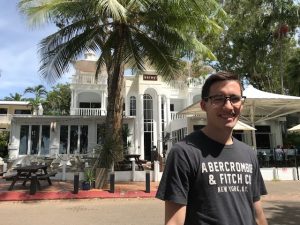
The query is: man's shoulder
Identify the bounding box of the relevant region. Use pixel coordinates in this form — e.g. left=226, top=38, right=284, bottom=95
left=233, top=138, right=256, bottom=155
left=183, top=130, right=204, bottom=146
left=168, top=131, right=203, bottom=155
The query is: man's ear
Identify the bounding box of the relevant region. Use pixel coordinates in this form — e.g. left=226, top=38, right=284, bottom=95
left=200, top=100, right=207, bottom=111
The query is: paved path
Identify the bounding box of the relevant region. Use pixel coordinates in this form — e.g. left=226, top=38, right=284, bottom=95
left=0, top=181, right=299, bottom=225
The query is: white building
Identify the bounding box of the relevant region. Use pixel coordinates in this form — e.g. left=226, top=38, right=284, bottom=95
left=6, top=52, right=288, bottom=178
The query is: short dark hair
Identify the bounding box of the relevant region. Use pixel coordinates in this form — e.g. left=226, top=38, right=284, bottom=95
left=201, top=71, right=242, bottom=99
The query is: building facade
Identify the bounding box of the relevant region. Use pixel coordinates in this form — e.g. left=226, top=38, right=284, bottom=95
left=7, top=52, right=285, bottom=165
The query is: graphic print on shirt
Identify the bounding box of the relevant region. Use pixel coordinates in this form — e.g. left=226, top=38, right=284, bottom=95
left=201, top=161, right=253, bottom=193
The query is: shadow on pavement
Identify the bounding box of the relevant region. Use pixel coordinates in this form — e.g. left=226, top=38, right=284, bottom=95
left=264, top=202, right=300, bottom=225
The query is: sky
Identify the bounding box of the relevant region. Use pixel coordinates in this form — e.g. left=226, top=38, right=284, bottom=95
left=0, top=0, right=72, bottom=100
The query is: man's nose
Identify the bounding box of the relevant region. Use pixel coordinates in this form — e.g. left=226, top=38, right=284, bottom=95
left=223, top=98, right=234, bottom=107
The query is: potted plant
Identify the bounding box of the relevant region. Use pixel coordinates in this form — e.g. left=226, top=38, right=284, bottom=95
left=82, top=168, right=95, bottom=190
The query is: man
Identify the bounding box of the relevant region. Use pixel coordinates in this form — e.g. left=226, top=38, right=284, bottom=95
left=156, top=71, right=268, bottom=225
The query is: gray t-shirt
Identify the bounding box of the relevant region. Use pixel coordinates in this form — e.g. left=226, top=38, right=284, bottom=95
left=156, top=130, right=267, bottom=225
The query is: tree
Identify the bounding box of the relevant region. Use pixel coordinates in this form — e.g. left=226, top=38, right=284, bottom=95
left=19, top=0, right=225, bottom=168
left=23, top=84, right=48, bottom=113
left=3, top=92, right=24, bottom=101
left=286, top=49, right=300, bottom=96
left=44, top=83, right=71, bottom=115
left=213, top=0, right=300, bottom=92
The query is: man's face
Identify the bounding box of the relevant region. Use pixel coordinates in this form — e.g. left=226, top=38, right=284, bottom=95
left=200, top=80, right=244, bottom=131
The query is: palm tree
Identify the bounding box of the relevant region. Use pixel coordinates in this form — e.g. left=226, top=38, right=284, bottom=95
left=19, top=0, right=225, bottom=168
left=24, top=84, right=48, bottom=114
left=3, top=93, right=24, bottom=101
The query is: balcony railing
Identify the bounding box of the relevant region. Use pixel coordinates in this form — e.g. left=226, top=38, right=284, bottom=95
left=170, top=112, right=186, bottom=120
left=70, top=109, right=187, bottom=120
left=71, top=108, right=107, bottom=116
left=72, top=74, right=107, bottom=85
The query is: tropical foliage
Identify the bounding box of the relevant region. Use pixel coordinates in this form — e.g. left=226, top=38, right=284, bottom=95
left=18, top=0, right=226, bottom=168
left=285, top=49, right=300, bottom=96
left=23, top=84, right=48, bottom=113
left=43, top=83, right=71, bottom=115
left=3, top=93, right=24, bottom=101
left=0, top=131, right=9, bottom=158
left=213, top=0, right=300, bottom=93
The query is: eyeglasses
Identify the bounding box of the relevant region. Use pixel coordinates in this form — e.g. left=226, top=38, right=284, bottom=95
left=204, top=95, right=246, bottom=106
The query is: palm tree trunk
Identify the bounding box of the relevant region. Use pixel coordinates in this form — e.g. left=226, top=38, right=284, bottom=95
left=96, top=25, right=126, bottom=189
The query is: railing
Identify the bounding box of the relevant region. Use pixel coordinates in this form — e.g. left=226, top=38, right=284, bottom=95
left=72, top=74, right=107, bottom=85
left=170, top=112, right=186, bottom=120
left=70, top=109, right=188, bottom=120
left=71, top=108, right=106, bottom=116
left=257, top=148, right=300, bottom=168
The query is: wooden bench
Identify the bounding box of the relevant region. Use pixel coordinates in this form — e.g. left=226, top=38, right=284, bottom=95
left=37, top=172, right=57, bottom=180
left=4, top=174, right=19, bottom=181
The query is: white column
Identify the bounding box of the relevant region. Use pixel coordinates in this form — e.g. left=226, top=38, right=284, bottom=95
left=165, top=97, right=172, bottom=153
left=157, top=95, right=162, bottom=155
left=137, top=94, right=144, bottom=158
left=101, top=91, right=105, bottom=115
left=166, top=97, right=171, bottom=128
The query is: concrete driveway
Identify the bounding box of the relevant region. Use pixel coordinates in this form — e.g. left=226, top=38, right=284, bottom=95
left=0, top=181, right=299, bottom=225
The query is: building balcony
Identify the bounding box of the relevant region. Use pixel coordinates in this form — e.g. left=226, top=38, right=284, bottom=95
left=170, top=112, right=186, bottom=120
left=70, top=108, right=107, bottom=116
left=71, top=74, right=107, bottom=85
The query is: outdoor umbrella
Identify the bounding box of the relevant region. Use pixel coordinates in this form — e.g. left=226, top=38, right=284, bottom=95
left=234, top=121, right=256, bottom=131
left=288, top=124, right=300, bottom=133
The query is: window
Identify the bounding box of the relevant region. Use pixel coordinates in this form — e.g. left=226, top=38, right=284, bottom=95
left=91, top=103, right=101, bottom=108
left=170, top=104, right=174, bottom=112
left=255, top=126, right=272, bottom=149
left=79, top=102, right=90, bottom=108
left=19, top=125, right=50, bottom=155
left=30, top=125, right=40, bottom=154
left=97, top=124, right=105, bottom=144
left=130, top=96, right=136, bottom=116
left=70, top=126, right=78, bottom=154
left=79, top=102, right=101, bottom=108
left=0, top=108, right=7, bottom=114
left=144, top=94, right=153, bottom=131
left=40, top=126, right=50, bottom=155
left=172, top=128, right=187, bottom=143
left=143, top=94, right=153, bottom=160
left=59, top=125, right=68, bottom=154
left=19, top=125, right=29, bottom=155
left=80, top=125, right=88, bottom=154
left=15, top=109, right=31, bottom=114
left=59, top=125, right=89, bottom=154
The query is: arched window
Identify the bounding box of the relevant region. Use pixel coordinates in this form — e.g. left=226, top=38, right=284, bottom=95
left=143, top=94, right=153, bottom=160
left=130, top=96, right=136, bottom=116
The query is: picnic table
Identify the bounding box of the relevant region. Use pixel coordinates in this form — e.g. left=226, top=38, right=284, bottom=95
left=124, top=154, right=145, bottom=171
left=5, top=164, right=55, bottom=191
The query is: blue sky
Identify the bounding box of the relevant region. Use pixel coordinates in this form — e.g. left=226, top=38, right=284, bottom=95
left=0, top=0, right=72, bottom=99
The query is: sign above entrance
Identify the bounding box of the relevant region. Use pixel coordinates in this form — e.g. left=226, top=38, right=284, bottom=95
left=143, top=74, right=157, bottom=81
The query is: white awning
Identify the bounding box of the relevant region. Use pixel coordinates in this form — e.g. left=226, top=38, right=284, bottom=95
left=234, top=121, right=256, bottom=131
left=179, top=85, right=300, bottom=124
left=288, top=124, right=300, bottom=133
